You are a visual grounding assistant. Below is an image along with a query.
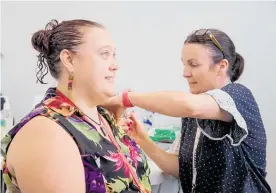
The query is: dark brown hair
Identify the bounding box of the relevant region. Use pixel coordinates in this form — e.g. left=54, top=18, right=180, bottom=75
left=31, top=19, right=103, bottom=84
left=184, top=29, right=244, bottom=82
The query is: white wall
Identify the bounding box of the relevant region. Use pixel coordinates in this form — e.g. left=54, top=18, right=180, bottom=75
left=1, top=1, right=276, bottom=191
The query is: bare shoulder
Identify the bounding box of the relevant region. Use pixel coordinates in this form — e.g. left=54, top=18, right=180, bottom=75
left=7, top=115, right=85, bottom=193
left=8, top=116, right=75, bottom=163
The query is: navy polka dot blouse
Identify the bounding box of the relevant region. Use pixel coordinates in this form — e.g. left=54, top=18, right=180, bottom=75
left=179, top=83, right=271, bottom=193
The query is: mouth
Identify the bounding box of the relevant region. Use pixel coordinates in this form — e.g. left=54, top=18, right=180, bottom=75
left=105, top=76, right=115, bottom=83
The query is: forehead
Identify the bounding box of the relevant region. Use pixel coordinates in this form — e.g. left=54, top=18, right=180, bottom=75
left=81, top=27, right=115, bottom=50
left=181, top=43, right=212, bottom=62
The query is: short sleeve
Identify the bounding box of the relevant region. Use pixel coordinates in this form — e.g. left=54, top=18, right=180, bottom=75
left=197, top=83, right=252, bottom=146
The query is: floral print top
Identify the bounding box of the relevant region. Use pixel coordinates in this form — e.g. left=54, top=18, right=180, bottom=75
left=1, top=88, right=151, bottom=193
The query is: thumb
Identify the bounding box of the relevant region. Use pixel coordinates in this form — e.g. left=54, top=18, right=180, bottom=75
left=129, top=111, right=143, bottom=126
left=128, top=111, right=137, bottom=121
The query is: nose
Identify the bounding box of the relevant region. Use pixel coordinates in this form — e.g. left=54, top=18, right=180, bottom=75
left=183, top=65, right=192, bottom=78
left=109, top=62, right=119, bottom=71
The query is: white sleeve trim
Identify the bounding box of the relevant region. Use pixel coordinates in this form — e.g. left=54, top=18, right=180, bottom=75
left=196, top=89, right=248, bottom=146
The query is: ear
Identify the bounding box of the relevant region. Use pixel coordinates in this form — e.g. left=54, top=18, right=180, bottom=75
left=217, top=59, right=229, bottom=76
left=60, top=49, right=75, bottom=73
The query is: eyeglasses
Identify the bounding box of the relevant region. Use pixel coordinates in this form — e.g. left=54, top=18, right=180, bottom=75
left=191, top=29, right=225, bottom=58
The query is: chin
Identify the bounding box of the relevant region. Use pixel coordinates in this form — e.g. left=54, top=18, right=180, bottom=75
left=189, top=88, right=201, bottom=94
left=104, top=89, right=115, bottom=97
left=99, top=92, right=113, bottom=106
left=189, top=87, right=196, bottom=94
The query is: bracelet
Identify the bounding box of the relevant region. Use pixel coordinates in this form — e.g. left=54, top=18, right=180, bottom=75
left=122, top=91, right=134, bottom=108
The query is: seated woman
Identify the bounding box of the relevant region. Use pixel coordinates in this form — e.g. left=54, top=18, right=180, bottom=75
left=1, top=19, right=151, bottom=193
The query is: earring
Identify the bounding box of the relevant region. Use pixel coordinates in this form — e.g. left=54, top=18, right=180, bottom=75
left=68, top=74, right=73, bottom=90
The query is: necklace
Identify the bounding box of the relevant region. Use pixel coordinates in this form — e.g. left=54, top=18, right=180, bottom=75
left=84, top=112, right=101, bottom=126
left=84, top=113, right=108, bottom=137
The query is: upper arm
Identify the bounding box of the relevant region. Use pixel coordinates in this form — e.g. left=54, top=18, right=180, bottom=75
left=191, top=94, right=232, bottom=122
left=8, top=116, right=86, bottom=193
left=191, top=83, right=253, bottom=145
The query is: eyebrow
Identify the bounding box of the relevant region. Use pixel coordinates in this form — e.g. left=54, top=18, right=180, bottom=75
left=181, top=58, right=198, bottom=63
left=187, top=59, right=198, bottom=63
left=188, top=59, right=202, bottom=66
left=99, top=46, right=110, bottom=50
left=99, top=46, right=115, bottom=51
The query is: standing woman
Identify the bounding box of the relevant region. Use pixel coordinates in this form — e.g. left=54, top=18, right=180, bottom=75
left=106, top=29, right=271, bottom=193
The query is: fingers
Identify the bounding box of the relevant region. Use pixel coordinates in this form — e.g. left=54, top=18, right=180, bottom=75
left=121, top=125, right=130, bottom=133
left=118, top=117, right=133, bottom=126
left=117, top=111, right=142, bottom=134
left=117, top=117, right=134, bottom=133
left=117, top=118, right=127, bottom=126
left=128, top=111, right=141, bottom=125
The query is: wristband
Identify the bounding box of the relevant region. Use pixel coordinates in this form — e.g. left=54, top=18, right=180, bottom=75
left=122, top=91, right=133, bottom=108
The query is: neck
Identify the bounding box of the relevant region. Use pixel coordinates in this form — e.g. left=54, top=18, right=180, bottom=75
left=56, top=83, right=100, bottom=122
left=217, top=77, right=231, bottom=89
left=222, top=78, right=231, bottom=87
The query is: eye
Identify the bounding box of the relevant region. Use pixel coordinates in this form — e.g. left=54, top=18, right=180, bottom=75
left=101, top=51, right=110, bottom=59
left=101, top=51, right=110, bottom=56
left=190, top=62, right=198, bottom=67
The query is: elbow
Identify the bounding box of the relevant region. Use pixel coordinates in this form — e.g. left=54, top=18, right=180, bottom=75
left=163, top=167, right=179, bottom=178
left=170, top=172, right=180, bottom=179
left=165, top=167, right=179, bottom=178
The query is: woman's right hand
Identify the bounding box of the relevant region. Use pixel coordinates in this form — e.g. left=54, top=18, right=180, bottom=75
left=119, top=111, right=150, bottom=144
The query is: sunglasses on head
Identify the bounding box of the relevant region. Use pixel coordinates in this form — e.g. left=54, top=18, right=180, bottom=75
left=192, top=29, right=225, bottom=58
